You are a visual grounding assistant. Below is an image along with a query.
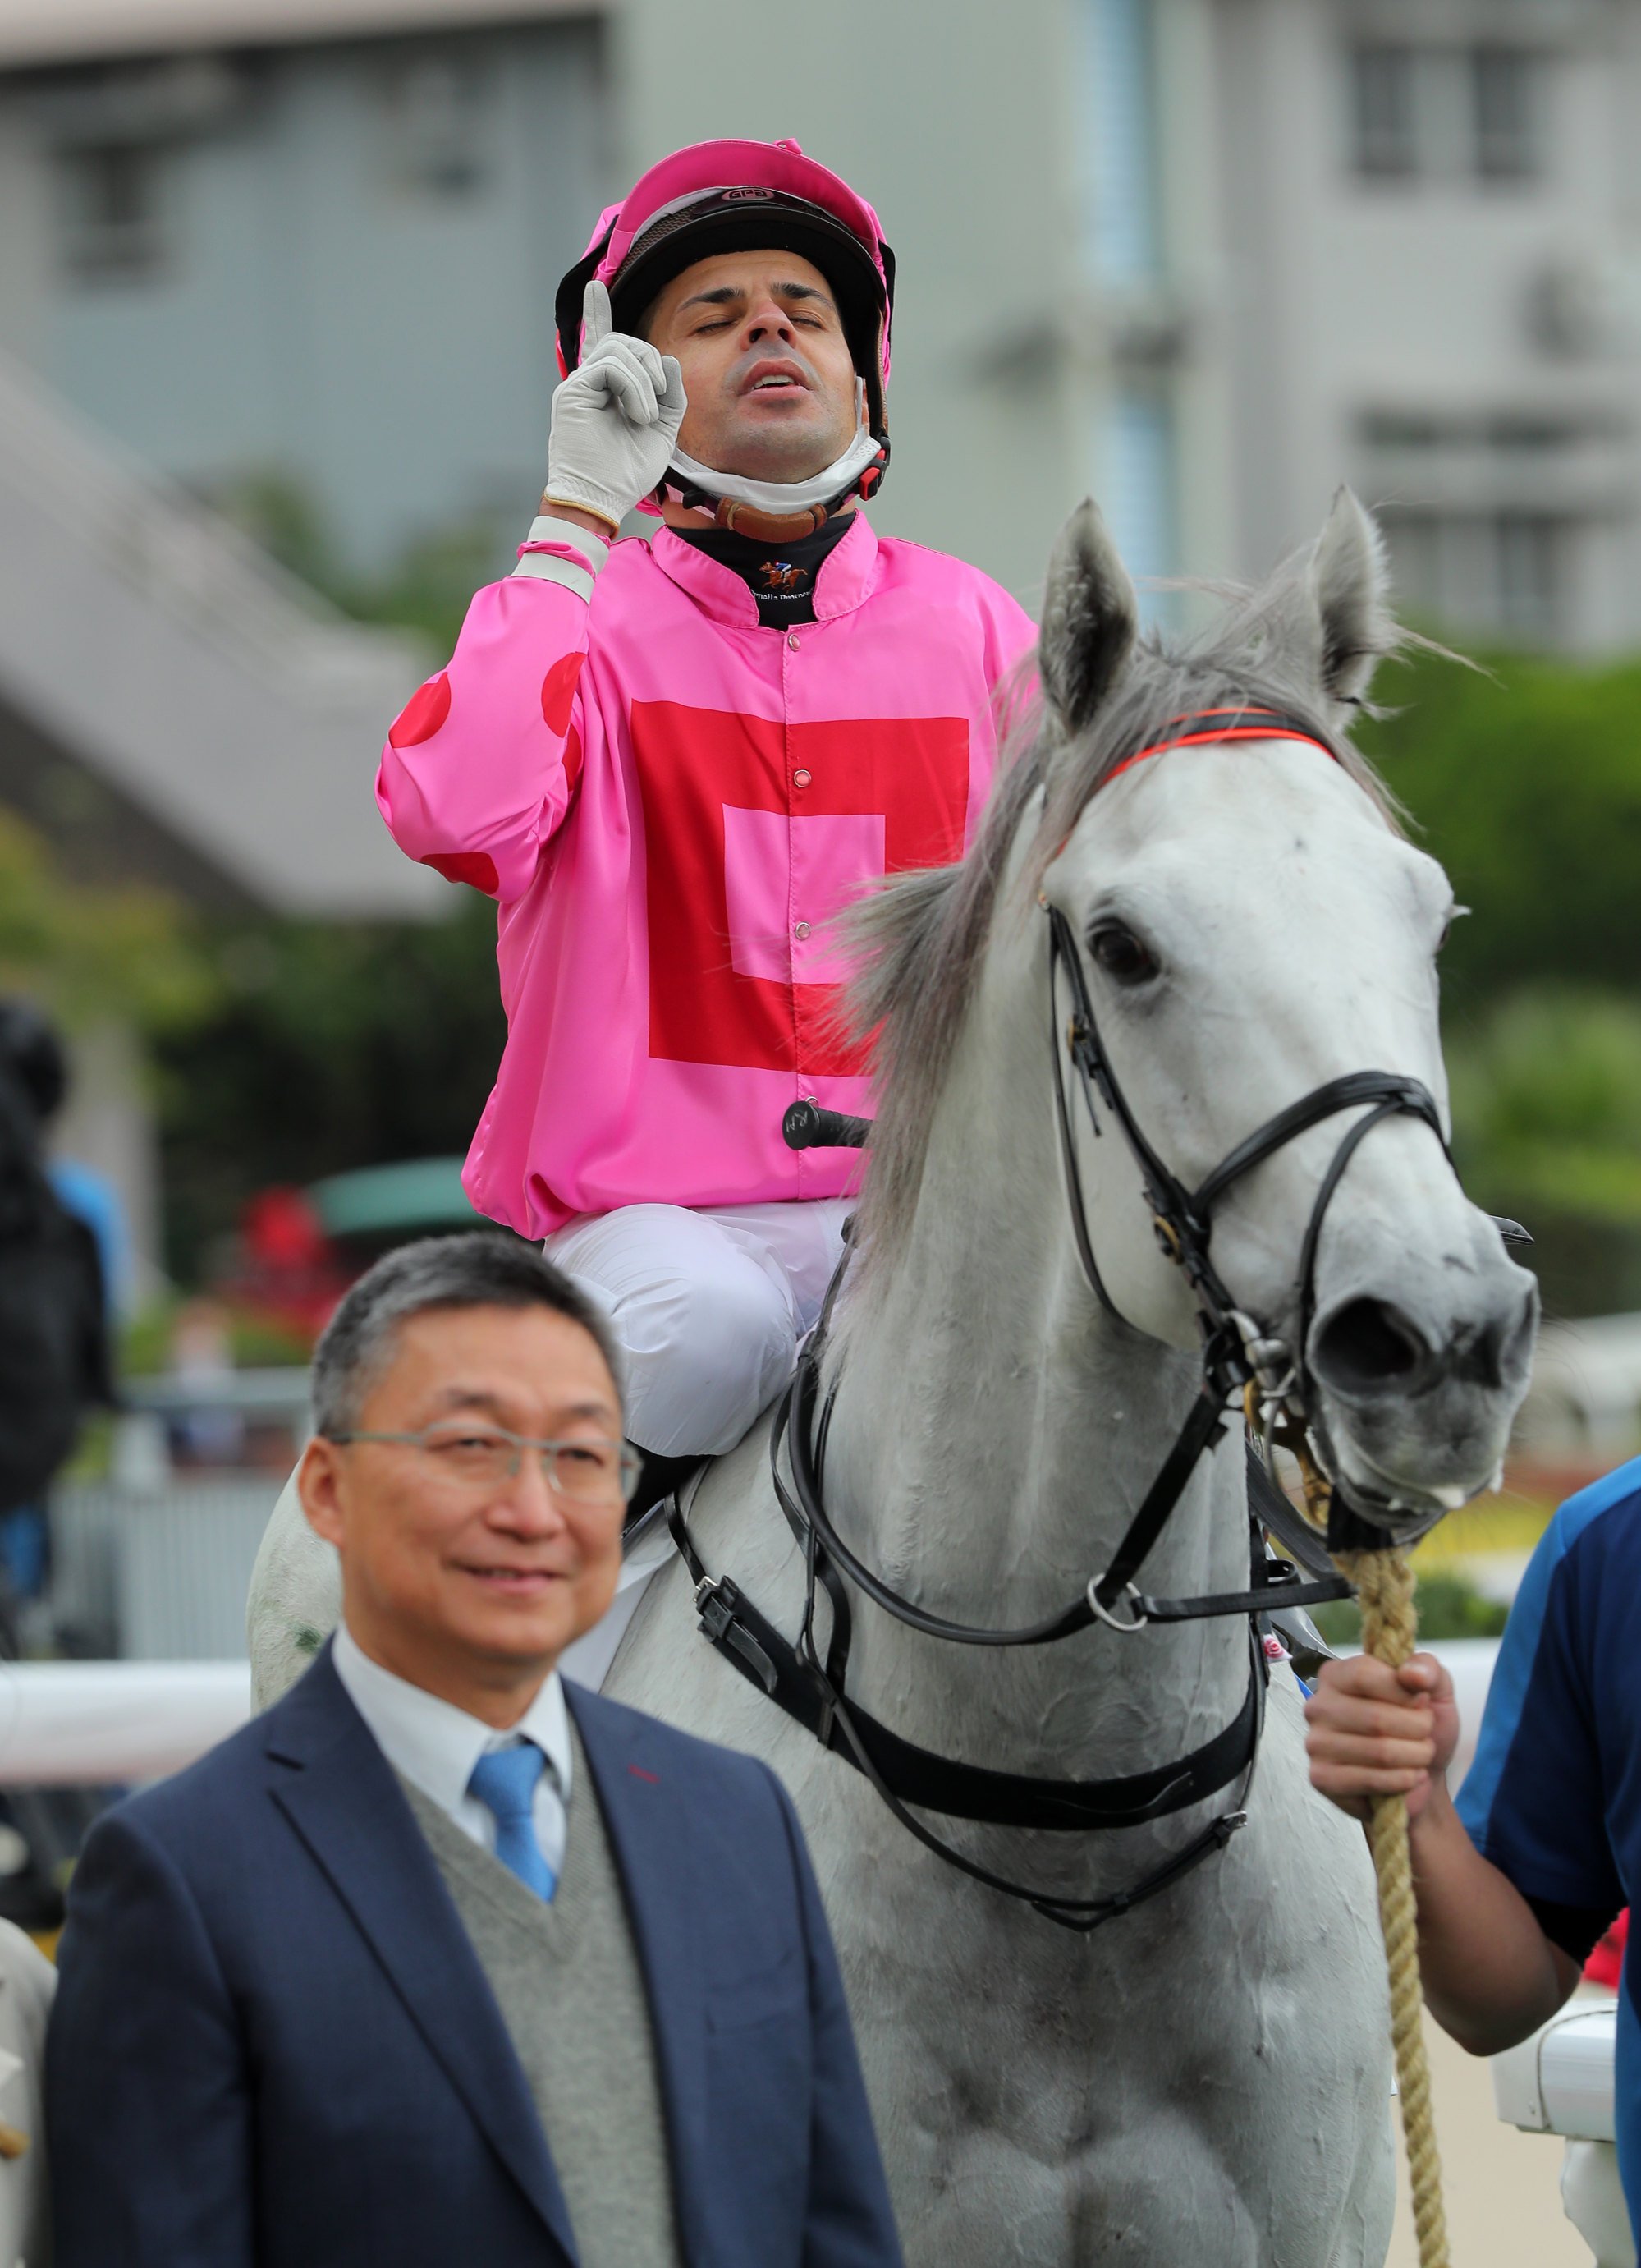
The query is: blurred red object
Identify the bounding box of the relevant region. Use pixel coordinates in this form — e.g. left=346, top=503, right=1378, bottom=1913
left=243, top=1187, right=329, bottom=1268
left=224, top=1187, right=351, bottom=1340
left=1585, top=1908, right=1628, bottom=1989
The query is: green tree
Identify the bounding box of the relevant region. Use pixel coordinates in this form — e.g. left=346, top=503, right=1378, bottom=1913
left=1358, top=643, right=1641, bottom=1313
left=0, top=809, right=213, bottom=1035
left=1445, top=987, right=1641, bottom=1314
left=1358, top=643, right=1641, bottom=1012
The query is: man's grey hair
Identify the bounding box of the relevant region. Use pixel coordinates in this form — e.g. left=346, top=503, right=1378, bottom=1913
left=311, top=1232, right=621, bottom=1437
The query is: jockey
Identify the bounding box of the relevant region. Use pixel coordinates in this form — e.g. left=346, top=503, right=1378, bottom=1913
left=377, top=138, right=1036, bottom=1508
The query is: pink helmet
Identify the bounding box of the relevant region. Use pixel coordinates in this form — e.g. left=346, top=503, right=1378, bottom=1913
left=553, top=138, right=895, bottom=452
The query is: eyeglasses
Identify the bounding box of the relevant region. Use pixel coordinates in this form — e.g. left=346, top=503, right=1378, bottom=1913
left=328, top=1424, right=641, bottom=1504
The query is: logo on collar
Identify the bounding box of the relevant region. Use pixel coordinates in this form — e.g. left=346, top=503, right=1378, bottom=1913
left=759, top=559, right=808, bottom=593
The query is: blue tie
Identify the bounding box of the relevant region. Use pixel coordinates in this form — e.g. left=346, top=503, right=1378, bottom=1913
left=467, top=1743, right=557, bottom=1902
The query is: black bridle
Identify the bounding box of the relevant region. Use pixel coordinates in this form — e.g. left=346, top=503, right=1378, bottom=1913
left=670, top=705, right=1510, bottom=1931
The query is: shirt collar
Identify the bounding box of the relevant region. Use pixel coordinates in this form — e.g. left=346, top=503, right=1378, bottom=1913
left=646, top=507, right=879, bottom=626
left=332, top=1621, right=573, bottom=1814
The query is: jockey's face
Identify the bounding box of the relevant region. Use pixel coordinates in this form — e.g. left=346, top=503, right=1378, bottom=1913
left=644, top=248, right=863, bottom=485
left=298, top=1302, right=626, bottom=1727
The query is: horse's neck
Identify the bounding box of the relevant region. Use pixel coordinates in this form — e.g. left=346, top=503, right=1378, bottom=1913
left=823, top=899, right=1249, bottom=1779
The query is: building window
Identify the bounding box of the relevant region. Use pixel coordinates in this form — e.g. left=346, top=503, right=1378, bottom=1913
left=383, top=53, right=488, bottom=200
left=55, top=140, right=167, bottom=283
left=1472, top=47, right=1540, bottom=181
left=1346, top=43, right=1547, bottom=185
left=1378, top=508, right=1567, bottom=644
left=1079, top=0, right=1162, bottom=283
left=1350, top=45, right=1419, bottom=179
left=1494, top=514, right=1561, bottom=636
left=1078, top=2, right=1177, bottom=604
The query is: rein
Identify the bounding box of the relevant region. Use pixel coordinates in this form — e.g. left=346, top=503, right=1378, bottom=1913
left=670, top=704, right=1470, bottom=1932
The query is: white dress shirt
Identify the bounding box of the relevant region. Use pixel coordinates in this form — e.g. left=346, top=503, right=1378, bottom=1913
left=332, top=1622, right=571, bottom=1880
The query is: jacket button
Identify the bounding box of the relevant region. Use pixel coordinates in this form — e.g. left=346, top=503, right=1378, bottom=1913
left=792, top=768, right=812, bottom=788
left=787, top=631, right=800, bottom=650
left=794, top=921, right=812, bottom=940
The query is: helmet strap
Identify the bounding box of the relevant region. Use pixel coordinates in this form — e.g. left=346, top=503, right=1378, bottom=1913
left=708, top=495, right=834, bottom=542
left=660, top=409, right=889, bottom=542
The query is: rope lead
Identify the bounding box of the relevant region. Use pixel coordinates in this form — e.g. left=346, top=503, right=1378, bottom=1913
left=1335, top=1545, right=1451, bottom=2268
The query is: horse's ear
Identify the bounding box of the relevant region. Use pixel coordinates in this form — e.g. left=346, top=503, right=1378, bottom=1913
left=1039, top=498, right=1139, bottom=737
left=1308, top=488, right=1396, bottom=705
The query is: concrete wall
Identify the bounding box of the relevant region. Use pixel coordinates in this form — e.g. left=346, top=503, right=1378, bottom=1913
left=0, top=16, right=607, bottom=574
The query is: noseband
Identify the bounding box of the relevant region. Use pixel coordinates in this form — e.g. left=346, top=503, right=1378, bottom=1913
left=671, top=705, right=1490, bottom=1931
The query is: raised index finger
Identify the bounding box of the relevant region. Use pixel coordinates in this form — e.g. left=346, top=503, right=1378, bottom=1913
left=581, top=278, right=612, bottom=352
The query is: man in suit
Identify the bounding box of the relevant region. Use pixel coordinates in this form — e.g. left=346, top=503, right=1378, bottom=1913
left=46, top=1233, right=901, bottom=2268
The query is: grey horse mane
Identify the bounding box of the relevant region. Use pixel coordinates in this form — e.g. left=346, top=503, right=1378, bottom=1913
left=841, top=572, right=1414, bottom=1275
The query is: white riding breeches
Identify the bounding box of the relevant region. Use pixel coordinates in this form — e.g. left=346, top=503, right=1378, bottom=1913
left=543, top=1198, right=853, bottom=1457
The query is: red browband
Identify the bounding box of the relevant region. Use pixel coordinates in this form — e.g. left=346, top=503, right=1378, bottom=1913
left=1102, top=705, right=1337, bottom=787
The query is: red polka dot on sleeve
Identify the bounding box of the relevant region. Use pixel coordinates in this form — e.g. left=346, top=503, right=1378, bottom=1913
left=387, top=672, right=452, bottom=747
left=540, top=652, right=585, bottom=739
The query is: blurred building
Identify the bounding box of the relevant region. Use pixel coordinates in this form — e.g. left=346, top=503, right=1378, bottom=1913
left=1213, top=0, right=1641, bottom=651
left=3, top=0, right=1634, bottom=677
left=0, top=1, right=605, bottom=579
left=0, top=0, right=1634, bottom=946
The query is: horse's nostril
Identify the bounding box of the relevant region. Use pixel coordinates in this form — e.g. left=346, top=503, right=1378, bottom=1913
left=1459, top=1288, right=1539, bottom=1389
left=1312, top=1298, right=1432, bottom=1396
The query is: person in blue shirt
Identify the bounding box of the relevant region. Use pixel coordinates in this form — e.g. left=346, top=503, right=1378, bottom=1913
left=1306, top=1460, right=1641, bottom=2234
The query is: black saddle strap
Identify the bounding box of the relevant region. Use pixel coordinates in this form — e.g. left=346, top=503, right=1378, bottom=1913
left=667, top=1499, right=1266, bottom=1829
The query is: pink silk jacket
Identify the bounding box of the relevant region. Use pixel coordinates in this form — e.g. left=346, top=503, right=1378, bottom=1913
left=376, top=512, right=1038, bottom=1237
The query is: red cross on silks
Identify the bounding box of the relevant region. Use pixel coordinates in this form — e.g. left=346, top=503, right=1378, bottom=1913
left=630, top=701, right=970, bottom=1077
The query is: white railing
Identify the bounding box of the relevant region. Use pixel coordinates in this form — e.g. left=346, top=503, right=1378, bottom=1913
left=1496, top=2008, right=1632, bottom=2267
left=0, top=1660, right=250, bottom=1785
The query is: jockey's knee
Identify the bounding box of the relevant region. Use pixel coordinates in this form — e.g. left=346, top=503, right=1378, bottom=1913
left=586, top=1252, right=799, bottom=1459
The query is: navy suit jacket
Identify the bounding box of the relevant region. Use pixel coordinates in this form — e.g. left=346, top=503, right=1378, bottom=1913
left=46, top=1645, right=901, bottom=2268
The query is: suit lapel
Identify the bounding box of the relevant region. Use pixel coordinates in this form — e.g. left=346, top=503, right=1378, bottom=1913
left=265, top=1649, right=579, bottom=2264
left=566, top=1683, right=712, bottom=2266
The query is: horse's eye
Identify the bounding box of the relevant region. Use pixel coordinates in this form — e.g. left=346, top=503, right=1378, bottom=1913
left=1088, top=922, right=1157, bottom=985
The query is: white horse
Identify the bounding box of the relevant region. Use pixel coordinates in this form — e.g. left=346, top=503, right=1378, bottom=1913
left=250, top=491, right=1537, bottom=2266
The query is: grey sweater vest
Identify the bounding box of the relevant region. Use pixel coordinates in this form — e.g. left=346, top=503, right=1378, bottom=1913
left=398, top=1728, right=682, bottom=2268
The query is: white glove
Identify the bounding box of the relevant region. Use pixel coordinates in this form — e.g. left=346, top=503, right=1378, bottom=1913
left=543, top=281, right=687, bottom=530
